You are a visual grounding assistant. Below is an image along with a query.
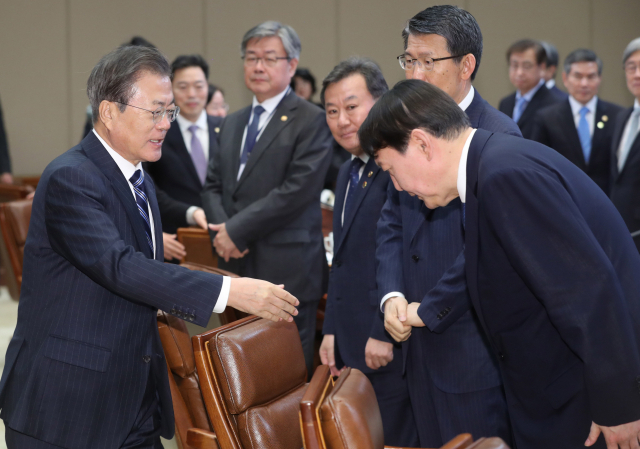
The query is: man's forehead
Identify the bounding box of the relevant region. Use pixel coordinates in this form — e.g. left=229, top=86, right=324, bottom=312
left=405, top=33, right=445, bottom=55
left=246, top=36, right=284, bottom=53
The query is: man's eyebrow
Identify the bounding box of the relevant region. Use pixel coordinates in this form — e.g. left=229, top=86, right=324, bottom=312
left=151, top=99, right=175, bottom=106
left=344, top=95, right=358, bottom=102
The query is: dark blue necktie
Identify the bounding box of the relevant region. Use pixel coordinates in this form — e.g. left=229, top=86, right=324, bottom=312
left=129, top=169, right=154, bottom=255
left=239, top=105, right=266, bottom=170
left=343, top=158, right=364, bottom=224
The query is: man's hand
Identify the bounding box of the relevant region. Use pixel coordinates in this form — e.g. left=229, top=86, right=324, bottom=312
left=226, top=278, right=299, bottom=323
left=163, top=233, right=186, bottom=261
left=364, top=338, right=394, bottom=370
left=319, top=334, right=342, bottom=376
left=209, top=223, right=248, bottom=262
left=193, top=208, right=208, bottom=230
left=0, top=173, right=13, bottom=184
left=405, top=302, right=426, bottom=328
left=585, top=419, right=640, bottom=448
left=384, top=296, right=412, bottom=342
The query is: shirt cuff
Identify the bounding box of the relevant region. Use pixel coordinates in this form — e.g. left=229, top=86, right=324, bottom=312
left=213, top=276, right=231, bottom=313
left=380, top=291, right=405, bottom=312
left=186, top=206, right=200, bottom=225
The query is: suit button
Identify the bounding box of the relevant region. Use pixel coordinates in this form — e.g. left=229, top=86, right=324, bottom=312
left=440, top=309, right=448, bottom=316
left=170, top=308, right=177, bottom=315
left=189, top=314, right=195, bottom=321
left=437, top=313, right=443, bottom=320
left=412, top=255, right=419, bottom=262
left=143, top=355, right=151, bottom=363
left=498, top=352, right=506, bottom=361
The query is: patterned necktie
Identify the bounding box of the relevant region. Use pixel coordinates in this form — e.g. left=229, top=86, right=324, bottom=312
left=513, top=97, right=528, bottom=123
left=343, top=158, right=365, bottom=225
left=239, top=105, right=266, bottom=170
left=129, top=169, right=154, bottom=255
left=619, top=109, right=640, bottom=171
left=577, top=106, right=592, bottom=163
left=188, top=125, right=207, bottom=185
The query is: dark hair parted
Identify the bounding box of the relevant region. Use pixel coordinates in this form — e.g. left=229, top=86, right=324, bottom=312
left=506, top=39, right=546, bottom=65
left=320, top=57, right=388, bottom=105
left=358, top=79, right=470, bottom=158
left=171, top=54, right=209, bottom=80
left=291, top=68, right=317, bottom=95
left=540, top=41, right=559, bottom=67
left=564, top=49, right=603, bottom=76
left=87, top=45, right=171, bottom=124
left=402, top=5, right=483, bottom=81
left=207, top=83, right=224, bottom=104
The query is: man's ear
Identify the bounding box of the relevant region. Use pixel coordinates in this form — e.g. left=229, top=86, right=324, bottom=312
left=99, top=101, right=115, bottom=130
left=288, top=58, right=299, bottom=77
left=460, top=54, right=476, bottom=81
left=410, top=128, right=434, bottom=160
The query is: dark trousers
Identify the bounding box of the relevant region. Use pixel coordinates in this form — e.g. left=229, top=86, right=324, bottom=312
left=293, top=298, right=319, bottom=376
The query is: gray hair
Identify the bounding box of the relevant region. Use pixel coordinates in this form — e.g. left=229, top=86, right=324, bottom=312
left=241, top=21, right=301, bottom=60
left=320, top=57, right=388, bottom=105
left=564, top=49, right=603, bottom=76
left=87, top=45, right=170, bottom=123
left=623, top=37, right=640, bottom=64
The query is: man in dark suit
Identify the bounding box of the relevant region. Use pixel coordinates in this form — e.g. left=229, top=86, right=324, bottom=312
left=611, top=37, right=640, bottom=252
left=532, top=49, right=623, bottom=194
left=361, top=78, right=640, bottom=449
left=0, top=96, right=12, bottom=183
left=499, top=39, right=560, bottom=139
left=0, top=45, right=298, bottom=449
left=541, top=41, right=569, bottom=100
left=201, top=21, right=333, bottom=375
left=378, top=6, right=516, bottom=446
left=318, top=57, right=418, bottom=446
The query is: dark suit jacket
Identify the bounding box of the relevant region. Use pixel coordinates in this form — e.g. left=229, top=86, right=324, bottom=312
left=531, top=98, right=623, bottom=194
left=201, top=90, right=332, bottom=302
left=548, top=83, right=569, bottom=100
left=144, top=115, right=223, bottom=233
left=610, top=106, right=640, bottom=251
left=499, top=84, right=559, bottom=139
left=0, top=132, right=221, bottom=449
left=0, top=97, right=12, bottom=174
left=465, top=129, right=640, bottom=448
left=323, top=157, right=395, bottom=373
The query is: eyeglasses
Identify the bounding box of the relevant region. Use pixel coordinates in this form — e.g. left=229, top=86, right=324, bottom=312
left=397, top=54, right=462, bottom=71
left=209, top=102, right=230, bottom=113
left=242, top=55, right=290, bottom=67
left=115, top=102, right=180, bottom=124
left=624, top=63, right=640, bottom=75
left=509, top=62, right=537, bottom=71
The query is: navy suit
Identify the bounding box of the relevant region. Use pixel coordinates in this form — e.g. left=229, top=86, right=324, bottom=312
left=0, top=132, right=221, bottom=449
left=464, top=128, right=640, bottom=448
left=376, top=90, right=519, bottom=446
left=548, top=83, right=569, bottom=100
left=499, top=84, right=559, bottom=139
left=324, top=156, right=417, bottom=446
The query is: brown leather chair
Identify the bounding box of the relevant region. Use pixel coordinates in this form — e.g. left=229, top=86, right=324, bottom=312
left=0, top=184, right=33, bottom=202
left=177, top=227, right=218, bottom=268
left=300, top=366, right=510, bottom=449
left=179, top=262, right=248, bottom=325
left=0, top=198, right=32, bottom=300
left=192, top=315, right=308, bottom=449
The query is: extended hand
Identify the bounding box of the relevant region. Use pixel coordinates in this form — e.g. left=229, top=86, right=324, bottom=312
left=209, top=223, right=248, bottom=262
left=162, top=233, right=186, bottom=261
left=384, top=296, right=412, bottom=342
left=405, top=302, right=426, bottom=327
left=193, top=208, right=208, bottom=230
left=585, top=419, right=640, bottom=448
left=226, top=278, right=299, bottom=323
left=0, top=173, right=13, bottom=184
left=364, top=338, right=394, bottom=370
left=319, top=334, right=342, bottom=376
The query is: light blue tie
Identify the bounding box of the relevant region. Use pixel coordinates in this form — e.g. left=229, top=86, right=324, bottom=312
left=513, top=97, right=528, bottom=123
left=577, top=106, right=591, bottom=163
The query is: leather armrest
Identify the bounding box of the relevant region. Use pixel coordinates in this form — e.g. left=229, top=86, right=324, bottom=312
left=186, top=428, right=219, bottom=449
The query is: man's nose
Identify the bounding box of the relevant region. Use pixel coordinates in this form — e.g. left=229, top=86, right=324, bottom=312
left=408, top=68, right=426, bottom=81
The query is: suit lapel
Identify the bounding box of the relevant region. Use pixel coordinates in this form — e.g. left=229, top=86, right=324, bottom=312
left=207, top=115, right=222, bottom=162
left=144, top=175, right=164, bottom=261
left=614, top=108, right=637, bottom=180
left=165, top=122, right=202, bottom=188
left=518, top=86, right=546, bottom=126
left=408, top=201, right=429, bottom=244
left=227, top=107, right=252, bottom=187
left=332, top=160, right=349, bottom=251
left=82, top=132, right=154, bottom=259
left=591, top=100, right=608, bottom=166
left=558, top=100, right=586, bottom=169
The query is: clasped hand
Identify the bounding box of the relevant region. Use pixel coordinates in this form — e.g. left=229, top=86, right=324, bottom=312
left=208, top=223, right=248, bottom=262
left=384, top=297, right=425, bottom=342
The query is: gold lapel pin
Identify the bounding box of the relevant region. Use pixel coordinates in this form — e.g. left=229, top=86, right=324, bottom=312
left=367, top=171, right=373, bottom=178
left=214, top=127, right=220, bottom=133
left=362, top=181, right=368, bottom=188
left=597, top=121, right=605, bottom=129
left=281, top=115, right=288, bottom=121
left=602, top=115, right=608, bottom=122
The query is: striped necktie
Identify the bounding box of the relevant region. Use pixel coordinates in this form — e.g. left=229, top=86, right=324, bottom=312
left=129, top=169, right=154, bottom=255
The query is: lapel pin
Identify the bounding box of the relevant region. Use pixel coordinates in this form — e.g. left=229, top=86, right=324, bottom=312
left=362, top=181, right=368, bottom=188
left=214, top=127, right=220, bottom=133
left=281, top=115, right=288, bottom=121
left=367, top=171, right=373, bottom=178
left=602, top=115, right=608, bottom=122
left=597, top=121, right=605, bottom=129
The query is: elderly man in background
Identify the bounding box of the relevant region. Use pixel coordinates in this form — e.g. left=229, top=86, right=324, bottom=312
left=201, top=21, right=332, bottom=375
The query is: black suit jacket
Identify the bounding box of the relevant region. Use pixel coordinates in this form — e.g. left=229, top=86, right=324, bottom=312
left=0, top=97, right=12, bottom=174
left=531, top=98, right=623, bottom=194
left=610, top=106, right=640, bottom=250
left=201, top=91, right=332, bottom=301
left=144, top=115, right=223, bottom=233
left=499, top=84, right=559, bottom=139
left=0, top=132, right=221, bottom=449
left=465, top=129, right=640, bottom=448
left=548, top=84, right=569, bottom=100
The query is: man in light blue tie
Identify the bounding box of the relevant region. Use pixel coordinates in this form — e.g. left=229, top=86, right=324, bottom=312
left=531, top=49, right=623, bottom=194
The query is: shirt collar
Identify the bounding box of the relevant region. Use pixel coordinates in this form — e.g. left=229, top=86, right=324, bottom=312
left=458, top=86, right=475, bottom=112
left=546, top=79, right=556, bottom=89
left=176, top=109, right=208, bottom=134
left=634, top=99, right=640, bottom=111
left=92, top=129, right=142, bottom=182
left=252, top=86, right=290, bottom=115
left=350, top=153, right=370, bottom=165
left=517, top=79, right=545, bottom=102
left=568, top=95, right=598, bottom=117
left=457, top=128, right=477, bottom=204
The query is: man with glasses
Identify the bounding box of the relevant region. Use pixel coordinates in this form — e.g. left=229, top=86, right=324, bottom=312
left=499, top=39, right=560, bottom=139
left=611, top=37, right=640, bottom=252
left=201, top=21, right=332, bottom=375
left=0, top=45, right=300, bottom=449
left=377, top=5, right=518, bottom=446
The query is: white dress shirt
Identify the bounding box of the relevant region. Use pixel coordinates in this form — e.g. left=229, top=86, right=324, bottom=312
left=568, top=95, right=598, bottom=138
left=341, top=153, right=370, bottom=226
left=546, top=79, right=556, bottom=90
left=618, top=99, right=640, bottom=169
left=237, top=86, right=290, bottom=179
left=94, top=129, right=230, bottom=313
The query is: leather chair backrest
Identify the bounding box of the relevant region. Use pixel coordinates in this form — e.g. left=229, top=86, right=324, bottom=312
left=0, top=198, right=33, bottom=298
left=0, top=184, right=32, bottom=203
left=193, top=316, right=307, bottom=449
left=177, top=227, right=218, bottom=267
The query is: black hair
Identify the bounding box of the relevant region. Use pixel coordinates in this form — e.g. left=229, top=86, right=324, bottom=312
left=506, top=39, right=546, bottom=65
left=171, top=54, right=209, bottom=80
left=320, top=57, right=388, bottom=105
left=291, top=68, right=317, bottom=95
left=564, top=49, right=603, bottom=76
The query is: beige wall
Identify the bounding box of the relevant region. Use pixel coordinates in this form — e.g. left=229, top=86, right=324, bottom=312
left=1, top=0, right=639, bottom=176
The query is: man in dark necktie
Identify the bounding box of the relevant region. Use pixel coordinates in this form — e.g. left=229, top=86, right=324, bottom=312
left=200, top=21, right=333, bottom=375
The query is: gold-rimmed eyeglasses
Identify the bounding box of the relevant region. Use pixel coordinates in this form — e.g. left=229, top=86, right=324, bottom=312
left=115, top=102, right=180, bottom=124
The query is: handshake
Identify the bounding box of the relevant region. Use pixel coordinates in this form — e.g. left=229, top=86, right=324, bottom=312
left=384, top=296, right=425, bottom=342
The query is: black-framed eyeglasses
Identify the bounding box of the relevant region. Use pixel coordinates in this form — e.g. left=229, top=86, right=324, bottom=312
left=115, top=102, right=180, bottom=124
left=242, top=56, right=290, bottom=67
left=397, top=54, right=463, bottom=71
